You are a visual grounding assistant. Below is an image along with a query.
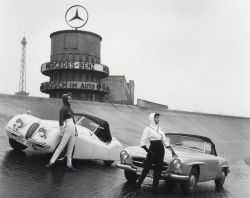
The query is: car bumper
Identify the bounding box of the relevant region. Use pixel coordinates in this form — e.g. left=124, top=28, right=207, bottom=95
left=116, top=163, right=189, bottom=181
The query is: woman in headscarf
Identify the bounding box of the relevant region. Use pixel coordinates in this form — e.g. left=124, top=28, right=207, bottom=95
left=135, top=112, right=170, bottom=191
left=45, top=93, right=77, bottom=171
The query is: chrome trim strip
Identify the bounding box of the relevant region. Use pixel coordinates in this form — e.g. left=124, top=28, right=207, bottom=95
left=132, top=160, right=168, bottom=169
left=117, top=163, right=189, bottom=181
left=116, top=164, right=137, bottom=172
left=162, top=173, right=189, bottom=180
left=132, top=160, right=143, bottom=164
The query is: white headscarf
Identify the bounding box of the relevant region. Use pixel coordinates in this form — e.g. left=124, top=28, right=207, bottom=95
left=149, top=113, right=159, bottom=128
left=140, top=112, right=169, bottom=147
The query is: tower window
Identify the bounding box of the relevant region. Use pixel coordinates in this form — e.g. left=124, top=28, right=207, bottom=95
left=82, top=54, right=86, bottom=62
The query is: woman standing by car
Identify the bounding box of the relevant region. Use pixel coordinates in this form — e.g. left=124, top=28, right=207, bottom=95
left=45, top=93, right=77, bottom=171
left=135, top=112, right=170, bottom=191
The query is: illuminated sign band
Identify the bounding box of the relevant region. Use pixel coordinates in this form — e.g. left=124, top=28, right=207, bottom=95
left=40, top=81, right=109, bottom=93
left=41, top=61, right=109, bottom=76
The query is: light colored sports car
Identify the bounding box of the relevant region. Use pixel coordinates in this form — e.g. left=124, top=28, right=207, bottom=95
left=117, top=133, right=229, bottom=193
left=4, top=112, right=123, bottom=165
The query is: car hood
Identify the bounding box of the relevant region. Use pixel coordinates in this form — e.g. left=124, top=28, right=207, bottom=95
left=40, top=120, right=59, bottom=128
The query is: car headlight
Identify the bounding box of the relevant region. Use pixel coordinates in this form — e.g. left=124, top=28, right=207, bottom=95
left=13, top=118, right=24, bottom=129
left=120, top=150, right=129, bottom=163
left=172, top=158, right=182, bottom=169
left=38, top=127, right=47, bottom=139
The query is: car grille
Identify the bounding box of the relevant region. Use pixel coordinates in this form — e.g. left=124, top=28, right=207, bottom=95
left=132, top=157, right=169, bottom=171
left=28, top=138, right=50, bottom=148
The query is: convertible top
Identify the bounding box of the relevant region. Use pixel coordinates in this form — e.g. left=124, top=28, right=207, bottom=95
left=74, top=113, right=112, bottom=143
left=166, top=133, right=214, bottom=144
left=166, top=133, right=217, bottom=156
left=74, top=113, right=107, bottom=125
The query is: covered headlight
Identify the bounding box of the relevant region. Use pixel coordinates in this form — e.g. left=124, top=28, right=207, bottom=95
left=38, top=127, right=47, bottom=139
left=172, top=158, right=182, bottom=169
left=13, top=118, right=24, bottom=129
left=120, top=150, right=129, bottom=163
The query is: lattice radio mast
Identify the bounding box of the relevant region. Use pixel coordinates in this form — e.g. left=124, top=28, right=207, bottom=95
left=15, top=36, right=29, bottom=96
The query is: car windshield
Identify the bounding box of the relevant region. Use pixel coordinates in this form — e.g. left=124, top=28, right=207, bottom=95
left=166, top=134, right=205, bottom=152
left=77, top=117, right=99, bottom=133
left=74, top=115, right=83, bottom=123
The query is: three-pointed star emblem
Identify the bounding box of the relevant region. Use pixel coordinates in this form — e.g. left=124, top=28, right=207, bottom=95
left=65, top=5, right=88, bottom=29
left=69, top=8, right=84, bottom=22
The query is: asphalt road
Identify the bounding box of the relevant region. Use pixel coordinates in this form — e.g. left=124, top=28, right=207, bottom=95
left=0, top=131, right=250, bottom=198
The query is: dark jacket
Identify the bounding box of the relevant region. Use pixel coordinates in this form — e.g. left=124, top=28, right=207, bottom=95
left=59, top=94, right=74, bottom=126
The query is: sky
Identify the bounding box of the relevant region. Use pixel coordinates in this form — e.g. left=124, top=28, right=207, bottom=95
left=0, top=0, right=250, bottom=117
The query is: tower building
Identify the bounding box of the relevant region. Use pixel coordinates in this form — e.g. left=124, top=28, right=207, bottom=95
left=15, top=36, right=29, bottom=96
left=40, top=30, right=109, bottom=101
left=40, top=5, right=134, bottom=104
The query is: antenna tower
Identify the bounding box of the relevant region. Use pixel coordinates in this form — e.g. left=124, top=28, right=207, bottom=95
left=15, top=36, right=29, bottom=96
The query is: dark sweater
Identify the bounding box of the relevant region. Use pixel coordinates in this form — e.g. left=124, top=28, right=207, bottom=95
left=59, top=105, right=74, bottom=126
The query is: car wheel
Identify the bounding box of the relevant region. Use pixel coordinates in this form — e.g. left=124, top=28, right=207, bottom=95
left=124, top=170, right=139, bottom=183
left=215, top=169, right=226, bottom=188
left=103, top=160, right=114, bottom=166
left=9, top=138, right=27, bottom=151
left=181, top=167, right=198, bottom=194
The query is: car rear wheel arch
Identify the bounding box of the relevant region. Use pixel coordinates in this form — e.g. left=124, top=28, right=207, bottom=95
left=223, top=167, right=228, bottom=176
left=215, top=168, right=226, bottom=188
left=191, top=165, right=200, bottom=180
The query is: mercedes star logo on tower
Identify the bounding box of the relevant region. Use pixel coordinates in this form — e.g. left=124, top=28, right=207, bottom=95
left=65, top=5, right=88, bottom=29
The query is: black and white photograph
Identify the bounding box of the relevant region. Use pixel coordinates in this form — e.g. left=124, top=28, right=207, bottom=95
left=0, top=0, right=250, bottom=197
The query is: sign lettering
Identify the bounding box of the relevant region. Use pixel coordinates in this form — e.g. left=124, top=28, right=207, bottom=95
left=40, top=81, right=108, bottom=93
left=41, top=61, right=109, bottom=75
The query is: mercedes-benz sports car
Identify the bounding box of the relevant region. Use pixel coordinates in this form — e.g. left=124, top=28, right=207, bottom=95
left=4, top=112, right=123, bottom=165
left=117, top=133, right=229, bottom=193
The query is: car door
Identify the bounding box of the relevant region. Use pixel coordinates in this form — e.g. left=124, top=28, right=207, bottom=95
left=204, top=142, right=220, bottom=179
left=73, top=117, right=101, bottom=159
